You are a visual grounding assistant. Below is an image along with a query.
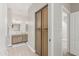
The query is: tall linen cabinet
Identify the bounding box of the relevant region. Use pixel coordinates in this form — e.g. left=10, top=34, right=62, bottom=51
left=35, top=5, right=48, bottom=56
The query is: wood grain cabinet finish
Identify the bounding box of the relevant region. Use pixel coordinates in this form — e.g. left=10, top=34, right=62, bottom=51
left=36, top=30, right=42, bottom=55
left=22, top=34, right=28, bottom=42
left=42, top=5, right=48, bottom=56
left=12, top=35, right=18, bottom=44
left=35, top=10, right=42, bottom=56
left=35, top=5, right=48, bottom=56
left=42, top=6, right=48, bottom=29
left=42, top=30, right=48, bottom=56
left=12, top=34, right=28, bottom=44
left=36, top=11, right=41, bottom=29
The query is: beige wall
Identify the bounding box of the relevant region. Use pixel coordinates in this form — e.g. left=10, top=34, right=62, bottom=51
left=70, top=3, right=79, bottom=13
left=63, top=3, right=71, bottom=11
left=62, top=3, right=79, bottom=13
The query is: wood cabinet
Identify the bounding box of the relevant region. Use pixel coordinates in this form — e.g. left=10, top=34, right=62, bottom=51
left=35, top=10, right=42, bottom=55
left=12, top=35, right=18, bottom=44
left=41, top=5, right=48, bottom=56
left=42, top=30, right=48, bottom=56
left=22, top=34, right=28, bottom=42
left=12, top=34, right=28, bottom=44
left=36, top=30, right=42, bottom=55
left=35, top=5, right=48, bottom=56
left=36, top=11, right=41, bottom=29
left=42, top=6, right=48, bottom=29
left=17, top=35, right=23, bottom=43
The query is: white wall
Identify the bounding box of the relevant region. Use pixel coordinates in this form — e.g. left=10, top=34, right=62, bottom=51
left=53, top=3, right=70, bottom=56
left=69, top=4, right=79, bottom=56
left=70, top=12, right=79, bottom=55
left=0, top=3, right=8, bottom=55
left=53, top=3, right=62, bottom=56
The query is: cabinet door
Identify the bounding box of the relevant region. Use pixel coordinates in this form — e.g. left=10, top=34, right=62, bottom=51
left=36, top=11, right=41, bottom=29
left=22, top=34, right=28, bottom=42
left=12, top=35, right=18, bottom=44
left=42, top=5, right=48, bottom=56
left=42, top=30, right=48, bottom=56
left=42, top=6, right=48, bottom=29
left=35, top=5, right=48, bottom=56
left=35, top=10, right=42, bottom=56
left=18, top=35, right=22, bottom=43
left=36, top=29, right=42, bottom=55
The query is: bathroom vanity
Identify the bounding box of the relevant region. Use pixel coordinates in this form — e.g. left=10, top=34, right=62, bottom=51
left=8, top=23, right=28, bottom=45
left=12, top=34, right=28, bottom=44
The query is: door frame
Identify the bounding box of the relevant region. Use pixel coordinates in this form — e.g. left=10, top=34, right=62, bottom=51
left=35, top=4, right=48, bottom=56
left=61, top=6, right=70, bottom=55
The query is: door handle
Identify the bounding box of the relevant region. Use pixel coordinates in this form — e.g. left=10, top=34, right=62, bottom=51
left=49, top=38, right=51, bottom=42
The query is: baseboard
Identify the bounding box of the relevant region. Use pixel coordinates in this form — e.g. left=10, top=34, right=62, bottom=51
left=27, top=44, right=35, bottom=53
left=13, top=43, right=27, bottom=47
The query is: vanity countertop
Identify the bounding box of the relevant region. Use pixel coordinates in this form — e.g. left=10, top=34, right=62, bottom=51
left=10, top=31, right=28, bottom=35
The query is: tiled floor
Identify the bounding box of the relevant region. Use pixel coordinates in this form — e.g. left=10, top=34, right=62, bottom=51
left=7, top=43, right=38, bottom=56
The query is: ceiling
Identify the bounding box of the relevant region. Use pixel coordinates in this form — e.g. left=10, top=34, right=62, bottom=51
left=8, top=3, right=32, bottom=18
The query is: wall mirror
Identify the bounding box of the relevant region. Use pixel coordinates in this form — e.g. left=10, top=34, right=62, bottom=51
left=12, top=24, right=20, bottom=31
